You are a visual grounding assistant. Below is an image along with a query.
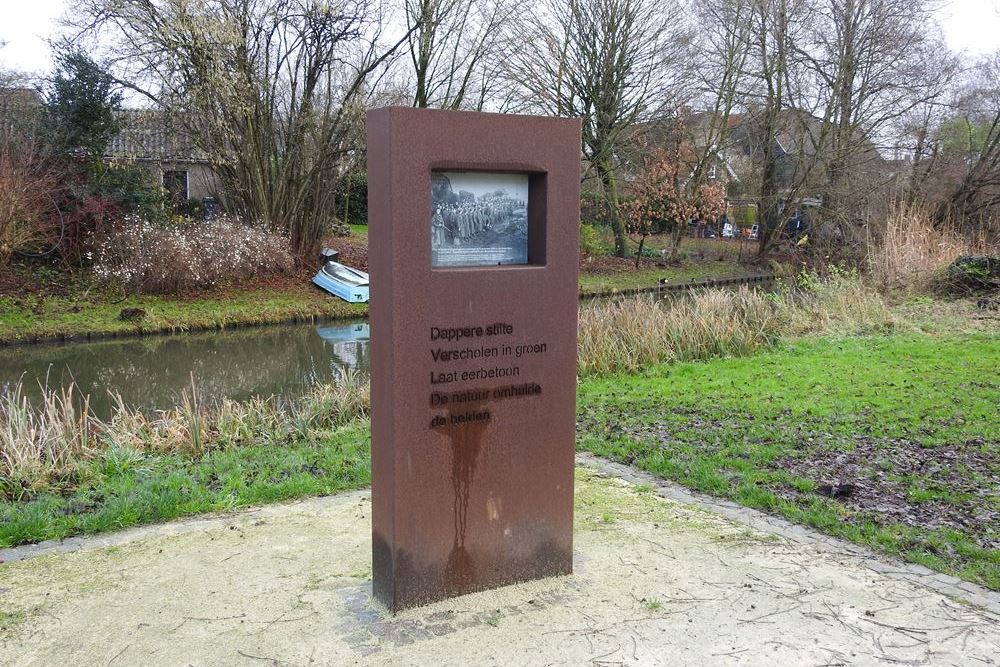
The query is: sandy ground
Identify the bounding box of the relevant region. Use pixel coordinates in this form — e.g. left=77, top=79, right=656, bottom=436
left=1, top=467, right=998, bottom=667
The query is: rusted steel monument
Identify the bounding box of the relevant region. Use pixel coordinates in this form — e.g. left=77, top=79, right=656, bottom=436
left=368, top=108, right=581, bottom=611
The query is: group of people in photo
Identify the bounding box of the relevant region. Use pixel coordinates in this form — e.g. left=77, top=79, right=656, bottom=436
left=432, top=195, right=525, bottom=247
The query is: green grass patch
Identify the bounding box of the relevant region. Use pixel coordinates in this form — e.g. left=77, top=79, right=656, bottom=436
left=0, top=287, right=365, bottom=345
left=578, top=333, right=1000, bottom=590
left=0, top=421, right=371, bottom=548
left=578, top=261, right=752, bottom=294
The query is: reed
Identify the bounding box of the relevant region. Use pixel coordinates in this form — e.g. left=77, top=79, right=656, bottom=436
left=0, top=383, right=94, bottom=500
left=0, top=371, right=370, bottom=500
left=578, top=270, right=894, bottom=375
left=867, top=204, right=996, bottom=293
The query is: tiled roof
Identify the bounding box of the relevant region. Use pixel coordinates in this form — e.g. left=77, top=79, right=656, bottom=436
left=107, top=109, right=208, bottom=162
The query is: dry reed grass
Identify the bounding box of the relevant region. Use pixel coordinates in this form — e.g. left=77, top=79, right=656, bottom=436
left=867, top=205, right=996, bottom=293
left=578, top=270, right=894, bottom=375
left=0, top=369, right=369, bottom=500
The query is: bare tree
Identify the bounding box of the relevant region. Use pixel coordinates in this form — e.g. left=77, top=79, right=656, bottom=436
left=804, top=0, right=945, bottom=225
left=687, top=0, right=754, bottom=188
left=935, top=51, right=1000, bottom=225
left=70, top=0, right=411, bottom=257
left=507, top=0, right=688, bottom=257
left=405, top=0, right=522, bottom=109
left=741, top=0, right=820, bottom=256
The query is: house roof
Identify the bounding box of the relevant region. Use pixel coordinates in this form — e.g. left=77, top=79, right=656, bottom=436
left=0, top=87, right=44, bottom=108
left=107, top=109, right=208, bottom=162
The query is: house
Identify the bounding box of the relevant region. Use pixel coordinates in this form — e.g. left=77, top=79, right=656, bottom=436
left=108, top=110, right=222, bottom=207
left=0, top=88, right=222, bottom=208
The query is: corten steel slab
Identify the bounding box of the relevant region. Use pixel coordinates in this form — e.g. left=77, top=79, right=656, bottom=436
left=368, top=107, right=581, bottom=611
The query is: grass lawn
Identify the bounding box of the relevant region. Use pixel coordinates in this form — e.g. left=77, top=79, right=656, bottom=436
left=577, top=333, right=1000, bottom=590
left=0, top=286, right=365, bottom=344
left=578, top=260, right=753, bottom=293
left=0, top=421, right=371, bottom=548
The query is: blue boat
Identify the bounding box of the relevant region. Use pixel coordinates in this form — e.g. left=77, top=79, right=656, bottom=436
left=312, top=249, right=370, bottom=303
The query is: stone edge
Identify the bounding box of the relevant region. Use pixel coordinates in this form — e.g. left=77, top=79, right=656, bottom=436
left=4, top=456, right=997, bottom=620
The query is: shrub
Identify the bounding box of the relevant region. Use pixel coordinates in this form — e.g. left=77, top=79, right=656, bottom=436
left=867, top=204, right=997, bottom=293
left=580, top=223, right=606, bottom=256
left=334, top=170, right=368, bottom=227
left=93, top=216, right=295, bottom=293
left=0, top=139, right=60, bottom=264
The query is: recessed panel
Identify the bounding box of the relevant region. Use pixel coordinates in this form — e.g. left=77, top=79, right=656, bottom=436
left=431, top=171, right=529, bottom=267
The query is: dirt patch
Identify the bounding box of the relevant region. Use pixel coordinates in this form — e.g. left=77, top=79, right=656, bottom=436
left=580, top=406, right=1000, bottom=552
left=775, top=435, right=1000, bottom=546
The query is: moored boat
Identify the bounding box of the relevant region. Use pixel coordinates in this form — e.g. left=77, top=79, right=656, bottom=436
left=312, top=249, right=370, bottom=303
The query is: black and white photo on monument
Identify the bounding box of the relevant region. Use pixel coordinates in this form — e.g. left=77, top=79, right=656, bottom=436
left=431, top=171, right=529, bottom=267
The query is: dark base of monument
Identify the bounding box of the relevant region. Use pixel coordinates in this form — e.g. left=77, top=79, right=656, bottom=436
left=373, top=535, right=572, bottom=612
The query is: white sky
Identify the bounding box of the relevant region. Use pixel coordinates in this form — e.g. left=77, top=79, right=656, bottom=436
left=1, top=0, right=1000, bottom=76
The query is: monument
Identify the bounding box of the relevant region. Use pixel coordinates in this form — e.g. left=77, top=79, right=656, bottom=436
left=367, top=107, right=581, bottom=611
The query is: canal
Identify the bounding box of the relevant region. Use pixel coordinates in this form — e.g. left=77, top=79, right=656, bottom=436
left=0, top=321, right=370, bottom=418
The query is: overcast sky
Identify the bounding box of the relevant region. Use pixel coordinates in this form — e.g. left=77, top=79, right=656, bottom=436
left=2, top=0, right=1000, bottom=76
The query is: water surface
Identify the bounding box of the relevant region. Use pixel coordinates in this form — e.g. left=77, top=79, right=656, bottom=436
left=0, top=321, right=370, bottom=418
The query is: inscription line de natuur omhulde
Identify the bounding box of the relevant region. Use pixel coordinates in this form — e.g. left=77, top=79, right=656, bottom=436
left=428, top=321, right=548, bottom=427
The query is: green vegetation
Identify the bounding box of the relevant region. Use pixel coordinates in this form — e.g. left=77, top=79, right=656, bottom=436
left=1, top=375, right=370, bottom=547
left=577, top=334, right=1000, bottom=590
left=1, top=421, right=371, bottom=548
left=0, top=286, right=364, bottom=344
left=578, top=261, right=751, bottom=294
left=579, top=270, right=893, bottom=375
left=4, top=266, right=996, bottom=594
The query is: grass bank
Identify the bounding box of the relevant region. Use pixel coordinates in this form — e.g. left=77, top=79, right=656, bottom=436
left=0, top=231, right=766, bottom=345
left=0, top=285, right=365, bottom=345
left=1, top=376, right=371, bottom=547
left=577, top=334, right=1000, bottom=590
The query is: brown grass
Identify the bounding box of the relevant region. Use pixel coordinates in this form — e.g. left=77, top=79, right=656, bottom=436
left=578, top=270, right=894, bottom=375
left=867, top=205, right=996, bottom=293
left=0, top=369, right=369, bottom=500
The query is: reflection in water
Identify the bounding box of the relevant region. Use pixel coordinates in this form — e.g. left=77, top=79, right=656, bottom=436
left=0, top=321, right=370, bottom=418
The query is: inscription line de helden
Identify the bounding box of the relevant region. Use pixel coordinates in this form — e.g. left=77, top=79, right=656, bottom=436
left=428, top=322, right=548, bottom=427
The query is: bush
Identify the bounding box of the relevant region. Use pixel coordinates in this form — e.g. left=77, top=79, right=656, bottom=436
left=334, top=170, right=368, bottom=227
left=0, top=139, right=60, bottom=264
left=945, top=255, right=1000, bottom=293
left=93, top=216, right=295, bottom=293
left=59, top=161, right=168, bottom=264
left=580, top=223, right=606, bottom=256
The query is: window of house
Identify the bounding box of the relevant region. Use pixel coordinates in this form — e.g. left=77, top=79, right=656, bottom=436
left=708, top=164, right=718, bottom=180
left=163, top=170, right=189, bottom=205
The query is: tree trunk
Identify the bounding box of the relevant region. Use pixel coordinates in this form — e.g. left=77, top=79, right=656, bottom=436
left=635, top=234, right=646, bottom=268
left=597, top=159, right=627, bottom=257
left=669, top=224, right=684, bottom=262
